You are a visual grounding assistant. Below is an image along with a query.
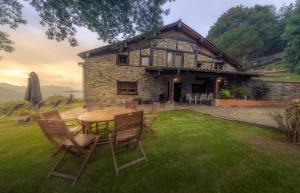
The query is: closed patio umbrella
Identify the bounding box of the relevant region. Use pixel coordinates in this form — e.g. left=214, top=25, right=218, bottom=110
left=25, top=72, right=42, bottom=110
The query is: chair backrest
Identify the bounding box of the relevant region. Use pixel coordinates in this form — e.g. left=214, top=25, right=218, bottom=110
left=37, top=119, right=80, bottom=148
left=186, top=93, right=192, bottom=100
left=86, top=103, right=104, bottom=112
left=41, top=110, right=62, bottom=120
left=151, top=102, right=160, bottom=115
left=200, top=93, right=207, bottom=100
left=207, top=93, right=214, bottom=100
left=113, top=111, right=144, bottom=148
left=125, top=101, right=138, bottom=110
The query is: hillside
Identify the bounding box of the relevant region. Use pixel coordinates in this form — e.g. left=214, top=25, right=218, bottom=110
left=0, top=83, right=82, bottom=102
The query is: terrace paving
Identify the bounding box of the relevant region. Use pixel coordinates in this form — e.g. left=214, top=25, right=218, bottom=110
left=61, top=104, right=284, bottom=129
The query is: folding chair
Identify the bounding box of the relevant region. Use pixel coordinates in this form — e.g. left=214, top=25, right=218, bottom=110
left=41, top=110, right=82, bottom=135
left=125, top=101, right=138, bottom=110
left=109, top=111, right=147, bottom=174
left=37, top=119, right=100, bottom=185
left=143, top=102, right=160, bottom=136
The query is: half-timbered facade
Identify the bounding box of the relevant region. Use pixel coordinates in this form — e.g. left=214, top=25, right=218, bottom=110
left=79, top=21, right=257, bottom=105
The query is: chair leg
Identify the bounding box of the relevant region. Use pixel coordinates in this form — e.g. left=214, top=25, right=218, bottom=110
left=48, top=147, right=69, bottom=179
left=109, top=135, right=119, bottom=175
left=73, top=135, right=100, bottom=185
left=139, top=141, right=147, bottom=161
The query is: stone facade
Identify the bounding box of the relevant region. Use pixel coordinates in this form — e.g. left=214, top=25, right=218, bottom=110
left=83, top=54, right=168, bottom=105
left=82, top=32, right=239, bottom=106
left=248, top=80, right=300, bottom=100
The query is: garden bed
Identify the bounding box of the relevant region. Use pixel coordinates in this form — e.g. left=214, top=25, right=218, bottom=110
left=215, top=99, right=287, bottom=107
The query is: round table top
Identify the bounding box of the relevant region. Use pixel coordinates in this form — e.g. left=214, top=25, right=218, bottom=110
left=78, top=107, right=136, bottom=123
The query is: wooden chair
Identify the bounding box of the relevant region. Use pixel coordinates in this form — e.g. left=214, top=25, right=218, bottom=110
left=125, top=101, right=138, bottom=110
left=37, top=119, right=100, bottom=185
left=41, top=110, right=82, bottom=135
left=109, top=111, right=147, bottom=174
left=143, top=102, right=160, bottom=135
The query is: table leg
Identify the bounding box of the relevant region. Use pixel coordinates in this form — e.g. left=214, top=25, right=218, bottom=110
left=82, top=122, right=92, bottom=134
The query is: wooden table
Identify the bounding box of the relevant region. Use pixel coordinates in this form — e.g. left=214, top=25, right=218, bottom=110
left=78, top=107, right=136, bottom=134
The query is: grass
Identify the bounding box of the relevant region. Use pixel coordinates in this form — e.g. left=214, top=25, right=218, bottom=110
left=1, top=110, right=300, bottom=193
left=255, top=62, right=300, bottom=82
left=256, top=73, right=300, bottom=82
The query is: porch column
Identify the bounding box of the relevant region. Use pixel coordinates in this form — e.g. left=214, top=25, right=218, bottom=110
left=169, top=76, right=174, bottom=102
left=214, top=77, right=220, bottom=99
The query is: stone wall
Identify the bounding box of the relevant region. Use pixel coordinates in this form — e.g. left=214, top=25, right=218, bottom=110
left=83, top=37, right=239, bottom=106
left=248, top=80, right=300, bottom=100
left=83, top=54, right=168, bottom=106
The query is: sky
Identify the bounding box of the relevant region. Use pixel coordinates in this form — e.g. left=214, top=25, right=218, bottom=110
left=0, top=0, right=295, bottom=89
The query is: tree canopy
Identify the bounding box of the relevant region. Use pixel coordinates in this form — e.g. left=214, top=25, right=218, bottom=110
left=207, top=4, right=295, bottom=65
left=0, top=0, right=173, bottom=53
left=282, top=2, right=300, bottom=73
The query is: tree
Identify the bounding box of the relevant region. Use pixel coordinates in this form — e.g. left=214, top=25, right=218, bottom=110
left=0, top=0, right=173, bottom=53
left=282, top=3, right=300, bottom=73
left=207, top=5, right=281, bottom=63
left=0, top=0, right=26, bottom=53
left=213, top=25, right=263, bottom=65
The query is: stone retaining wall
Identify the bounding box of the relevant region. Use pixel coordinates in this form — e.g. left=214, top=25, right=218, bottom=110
left=248, top=80, right=300, bottom=100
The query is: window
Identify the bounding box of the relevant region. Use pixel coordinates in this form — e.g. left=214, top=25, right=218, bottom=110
left=117, top=81, right=138, bottom=95
left=117, top=53, right=128, bottom=65
left=167, top=52, right=173, bottom=66
left=167, top=52, right=183, bottom=67
left=141, top=56, right=150, bottom=66
left=174, top=53, right=183, bottom=67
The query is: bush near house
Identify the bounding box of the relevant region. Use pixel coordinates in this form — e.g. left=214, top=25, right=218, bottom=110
left=219, top=86, right=250, bottom=99
left=274, top=100, right=300, bottom=143
left=219, top=89, right=234, bottom=99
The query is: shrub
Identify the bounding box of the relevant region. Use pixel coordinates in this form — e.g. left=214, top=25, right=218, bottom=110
left=11, top=108, right=31, bottom=117
left=133, top=97, right=143, bottom=104
left=0, top=100, right=32, bottom=115
left=274, top=100, right=300, bottom=143
left=231, top=86, right=250, bottom=99
left=219, top=89, right=234, bottom=99
left=45, top=95, right=67, bottom=105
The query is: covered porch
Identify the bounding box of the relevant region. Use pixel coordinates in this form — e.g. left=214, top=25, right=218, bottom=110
left=146, top=66, right=258, bottom=104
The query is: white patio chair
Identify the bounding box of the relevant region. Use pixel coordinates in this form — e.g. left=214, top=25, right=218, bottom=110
left=195, top=93, right=201, bottom=104
left=207, top=93, right=214, bottom=105
left=186, top=94, right=195, bottom=104
left=199, top=93, right=208, bottom=105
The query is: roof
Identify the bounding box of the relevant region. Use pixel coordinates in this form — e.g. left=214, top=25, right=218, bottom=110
left=145, top=66, right=260, bottom=77
left=78, top=20, right=241, bottom=68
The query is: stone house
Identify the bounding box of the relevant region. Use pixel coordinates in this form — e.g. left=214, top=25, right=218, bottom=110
left=79, top=21, right=257, bottom=106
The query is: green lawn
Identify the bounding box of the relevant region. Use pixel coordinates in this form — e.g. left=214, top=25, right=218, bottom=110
left=1, top=110, right=300, bottom=193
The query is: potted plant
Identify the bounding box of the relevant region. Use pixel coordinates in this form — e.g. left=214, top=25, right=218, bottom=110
left=219, top=89, right=234, bottom=99
left=12, top=108, right=32, bottom=123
